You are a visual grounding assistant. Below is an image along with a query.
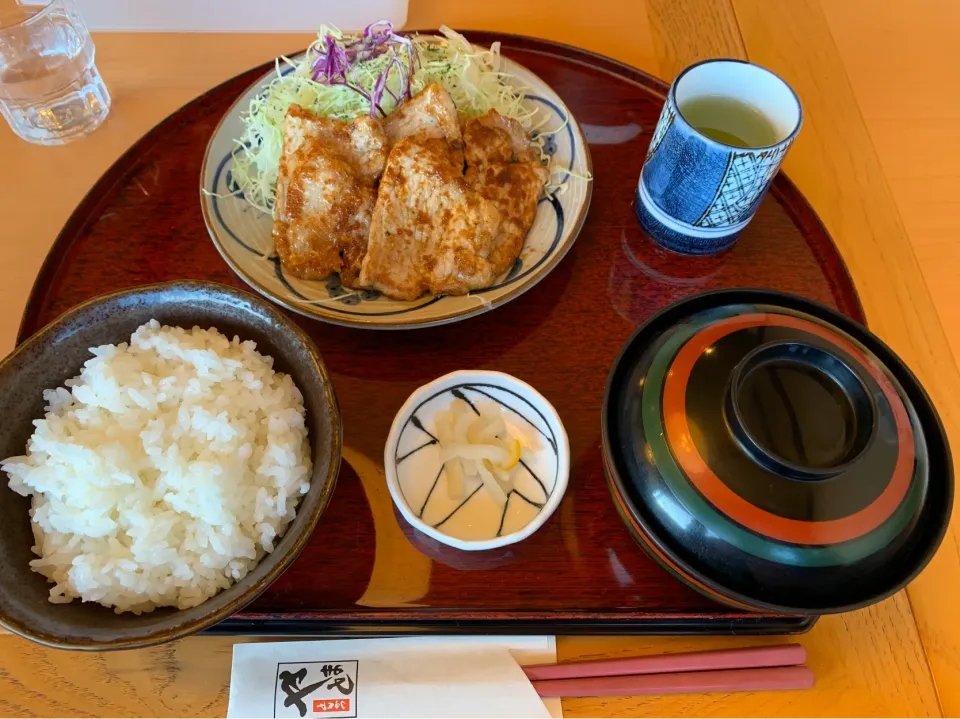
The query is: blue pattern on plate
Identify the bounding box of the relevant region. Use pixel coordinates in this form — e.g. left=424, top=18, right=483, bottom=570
left=210, top=150, right=264, bottom=257
left=528, top=94, right=575, bottom=182
left=540, top=133, right=557, bottom=156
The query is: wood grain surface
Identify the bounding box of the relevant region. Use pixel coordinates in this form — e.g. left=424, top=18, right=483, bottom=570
left=0, top=0, right=957, bottom=716
left=730, top=3, right=960, bottom=715
left=818, top=3, right=960, bottom=710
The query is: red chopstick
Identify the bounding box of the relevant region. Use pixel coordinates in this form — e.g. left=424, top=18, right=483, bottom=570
left=523, top=643, right=807, bottom=681
left=530, top=665, right=815, bottom=698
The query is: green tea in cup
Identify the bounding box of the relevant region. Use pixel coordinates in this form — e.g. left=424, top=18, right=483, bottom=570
left=679, top=95, right=780, bottom=148
left=636, top=58, right=803, bottom=254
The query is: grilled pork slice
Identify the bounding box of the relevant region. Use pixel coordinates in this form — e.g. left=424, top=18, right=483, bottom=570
left=463, top=110, right=549, bottom=277
left=358, top=133, right=502, bottom=300
left=383, top=82, right=462, bottom=147
left=465, top=162, right=548, bottom=277
left=272, top=105, right=388, bottom=284
left=463, top=109, right=542, bottom=166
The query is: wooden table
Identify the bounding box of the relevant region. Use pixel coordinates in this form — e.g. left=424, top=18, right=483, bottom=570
left=1, top=1, right=957, bottom=716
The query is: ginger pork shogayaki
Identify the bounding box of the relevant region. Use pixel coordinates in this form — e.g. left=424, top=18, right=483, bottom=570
left=272, top=82, right=548, bottom=301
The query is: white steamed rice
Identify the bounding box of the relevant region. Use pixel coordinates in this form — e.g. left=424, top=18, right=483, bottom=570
left=1, top=320, right=312, bottom=614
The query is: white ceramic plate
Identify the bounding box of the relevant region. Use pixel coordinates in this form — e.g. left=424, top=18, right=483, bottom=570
left=199, top=50, right=593, bottom=329
left=384, top=371, right=570, bottom=550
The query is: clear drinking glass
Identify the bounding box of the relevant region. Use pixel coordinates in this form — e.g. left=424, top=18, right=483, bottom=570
left=0, top=0, right=110, bottom=145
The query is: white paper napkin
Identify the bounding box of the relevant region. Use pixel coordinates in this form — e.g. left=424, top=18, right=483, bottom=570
left=228, top=635, right=561, bottom=719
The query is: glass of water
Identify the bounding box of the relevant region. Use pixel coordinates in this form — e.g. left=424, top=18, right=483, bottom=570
left=0, top=0, right=110, bottom=145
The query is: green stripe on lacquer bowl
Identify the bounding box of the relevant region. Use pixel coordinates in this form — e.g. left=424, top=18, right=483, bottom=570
left=638, top=312, right=926, bottom=567
left=602, top=454, right=750, bottom=609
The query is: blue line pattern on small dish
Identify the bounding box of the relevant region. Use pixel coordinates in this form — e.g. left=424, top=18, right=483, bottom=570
left=394, top=383, right=558, bottom=536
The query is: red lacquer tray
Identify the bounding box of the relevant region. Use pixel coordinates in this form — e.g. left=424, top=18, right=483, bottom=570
left=18, top=34, right=863, bottom=635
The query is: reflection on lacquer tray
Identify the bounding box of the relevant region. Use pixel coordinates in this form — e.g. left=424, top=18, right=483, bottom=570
left=395, top=514, right=519, bottom=572
left=305, top=256, right=575, bottom=387
left=609, top=226, right=727, bottom=325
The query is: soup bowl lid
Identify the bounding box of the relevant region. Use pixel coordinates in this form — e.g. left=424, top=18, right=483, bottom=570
left=601, top=289, right=953, bottom=614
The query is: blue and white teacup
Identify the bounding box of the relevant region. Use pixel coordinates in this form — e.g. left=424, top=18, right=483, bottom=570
left=636, top=59, right=802, bottom=255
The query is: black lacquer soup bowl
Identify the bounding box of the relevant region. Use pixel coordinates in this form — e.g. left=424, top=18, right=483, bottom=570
left=602, top=289, right=952, bottom=614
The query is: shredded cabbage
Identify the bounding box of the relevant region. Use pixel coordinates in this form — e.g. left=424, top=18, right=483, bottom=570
left=231, top=24, right=540, bottom=213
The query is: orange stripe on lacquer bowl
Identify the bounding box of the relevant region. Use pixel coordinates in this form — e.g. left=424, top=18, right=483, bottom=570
left=662, top=313, right=915, bottom=546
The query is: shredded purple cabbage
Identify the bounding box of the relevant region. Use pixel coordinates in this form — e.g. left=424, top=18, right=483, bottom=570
left=309, top=21, right=419, bottom=118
